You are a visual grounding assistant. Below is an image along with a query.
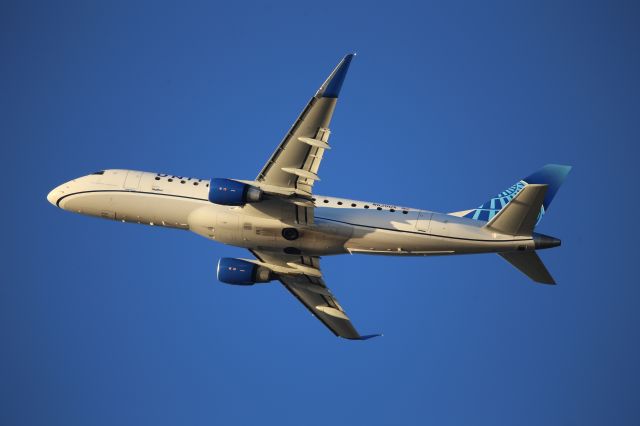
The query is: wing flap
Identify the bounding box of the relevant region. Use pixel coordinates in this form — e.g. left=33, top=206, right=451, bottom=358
left=282, top=276, right=361, bottom=339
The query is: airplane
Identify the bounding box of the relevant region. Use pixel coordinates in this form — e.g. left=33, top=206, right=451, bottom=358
left=47, top=53, right=571, bottom=340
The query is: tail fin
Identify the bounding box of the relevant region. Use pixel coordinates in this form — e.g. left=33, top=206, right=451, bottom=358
left=485, top=184, right=547, bottom=236
left=499, top=251, right=556, bottom=284
left=451, top=164, right=572, bottom=226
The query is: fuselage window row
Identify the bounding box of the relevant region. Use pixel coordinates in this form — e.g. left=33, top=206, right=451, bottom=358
left=154, top=176, right=205, bottom=186
left=310, top=197, right=409, bottom=213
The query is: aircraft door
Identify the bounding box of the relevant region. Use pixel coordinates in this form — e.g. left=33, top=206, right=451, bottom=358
left=124, top=171, right=143, bottom=190
left=415, top=211, right=432, bottom=232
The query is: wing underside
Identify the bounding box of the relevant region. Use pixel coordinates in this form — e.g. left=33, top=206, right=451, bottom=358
left=256, top=54, right=354, bottom=197
left=250, top=250, right=378, bottom=340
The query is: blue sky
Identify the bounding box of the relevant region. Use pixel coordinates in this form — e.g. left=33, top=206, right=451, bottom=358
left=2, top=1, right=640, bottom=425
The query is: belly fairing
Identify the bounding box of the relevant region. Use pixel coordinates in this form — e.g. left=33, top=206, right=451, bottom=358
left=187, top=205, right=353, bottom=255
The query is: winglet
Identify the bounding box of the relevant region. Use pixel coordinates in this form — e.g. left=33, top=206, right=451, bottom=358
left=345, top=333, right=383, bottom=341
left=317, top=53, right=355, bottom=98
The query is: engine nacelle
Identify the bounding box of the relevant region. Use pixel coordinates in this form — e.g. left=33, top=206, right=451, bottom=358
left=208, top=178, right=262, bottom=206
left=216, top=258, right=272, bottom=285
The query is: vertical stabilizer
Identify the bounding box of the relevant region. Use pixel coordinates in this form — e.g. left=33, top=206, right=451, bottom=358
left=484, top=184, right=547, bottom=236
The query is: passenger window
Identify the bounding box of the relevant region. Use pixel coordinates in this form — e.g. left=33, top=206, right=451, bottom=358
left=364, top=205, right=369, bottom=209
left=376, top=207, right=382, bottom=211
left=351, top=203, right=356, bottom=207
left=323, top=200, right=329, bottom=203
left=168, top=178, right=173, bottom=182
left=194, top=182, right=199, bottom=186
left=402, top=211, right=408, bottom=214
left=154, top=177, right=160, bottom=181
left=337, top=201, right=343, bottom=205
left=181, top=180, right=186, bottom=184
left=390, top=209, right=395, bottom=212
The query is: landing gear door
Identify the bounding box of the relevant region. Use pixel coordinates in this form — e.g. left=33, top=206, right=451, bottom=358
left=416, top=211, right=432, bottom=233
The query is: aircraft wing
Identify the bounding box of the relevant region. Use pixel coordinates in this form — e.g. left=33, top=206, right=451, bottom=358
left=250, top=249, right=379, bottom=340
left=256, top=54, right=355, bottom=197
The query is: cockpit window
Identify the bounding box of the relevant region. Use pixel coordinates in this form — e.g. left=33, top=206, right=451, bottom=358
left=92, top=171, right=105, bottom=175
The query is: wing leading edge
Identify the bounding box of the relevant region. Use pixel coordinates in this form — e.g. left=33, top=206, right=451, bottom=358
left=250, top=250, right=380, bottom=340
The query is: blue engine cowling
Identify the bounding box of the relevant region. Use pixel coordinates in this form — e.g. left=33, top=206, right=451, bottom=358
left=217, top=258, right=272, bottom=285
left=209, top=178, right=262, bottom=206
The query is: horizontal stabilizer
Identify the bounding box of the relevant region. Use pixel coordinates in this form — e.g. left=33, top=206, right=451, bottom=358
left=485, top=184, right=547, bottom=236
left=499, top=251, right=556, bottom=284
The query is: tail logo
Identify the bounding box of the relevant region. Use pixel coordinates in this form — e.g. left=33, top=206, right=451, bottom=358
left=464, top=180, right=541, bottom=222
left=460, top=164, right=570, bottom=226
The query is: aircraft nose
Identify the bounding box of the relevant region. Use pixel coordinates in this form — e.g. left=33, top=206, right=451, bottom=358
left=47, top=188, right=59, bottom=206
left=47, top=177, right=83, bottom=208
left=47, top=185, right=66, bottom=207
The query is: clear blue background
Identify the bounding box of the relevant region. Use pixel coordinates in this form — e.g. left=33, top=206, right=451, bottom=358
left=2, top=1, right=639, bottom=425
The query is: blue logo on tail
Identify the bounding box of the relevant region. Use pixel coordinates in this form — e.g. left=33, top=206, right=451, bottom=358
left=463, top=164, right=571, bottom=226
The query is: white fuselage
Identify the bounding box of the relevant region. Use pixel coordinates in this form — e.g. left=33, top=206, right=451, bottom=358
left=47, top=169, right=539, bottom=257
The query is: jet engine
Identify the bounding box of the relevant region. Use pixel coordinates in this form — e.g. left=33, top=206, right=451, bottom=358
left=216, top=258, right=273, bottom=285
left=208, top=178, right=262, bottom=206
